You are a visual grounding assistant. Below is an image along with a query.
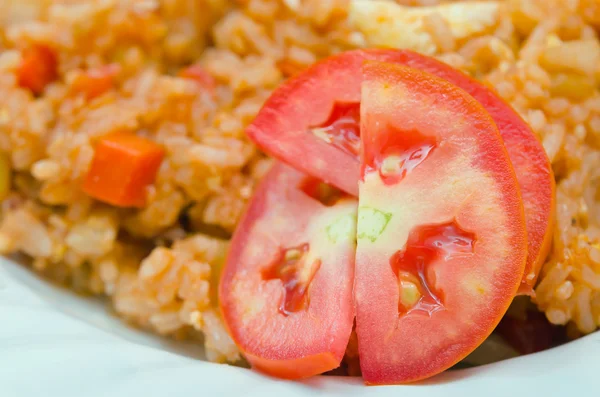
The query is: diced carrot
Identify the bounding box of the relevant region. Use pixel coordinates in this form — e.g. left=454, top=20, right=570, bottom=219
left=179, top=64, right=216, bottom=93
left=17, top=44, right=58, bottom=95
left=71, top=64, right=120, bottom=100
left=83, top=133, right=165, bottom=208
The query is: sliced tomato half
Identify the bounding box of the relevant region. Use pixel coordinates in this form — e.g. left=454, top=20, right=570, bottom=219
left=247, top=49, right=553, bottom=293
left=354, top=62, right=527, bottom=384
left=393, top=51, right=554, bottom=295
left=219, top=162, right=357, bottom=379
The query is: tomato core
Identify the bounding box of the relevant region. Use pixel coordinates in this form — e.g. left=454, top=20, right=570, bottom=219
left=263, top=243, right=321, bottom=315
left=390, top=220, right=476, bottom=316
left=310, top=102, right=361, bottom=157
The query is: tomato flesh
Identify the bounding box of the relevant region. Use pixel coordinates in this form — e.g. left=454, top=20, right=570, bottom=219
left=247, top=49, right=553, bottom=292
left=354, top=62, right=527, bottom=384
left=219, top=162, right=357, bottom=379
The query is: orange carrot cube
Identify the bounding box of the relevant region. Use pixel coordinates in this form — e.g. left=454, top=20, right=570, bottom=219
left=83, top=133, right=164, bottom=208
left=17, top=45, right=58, bottom=95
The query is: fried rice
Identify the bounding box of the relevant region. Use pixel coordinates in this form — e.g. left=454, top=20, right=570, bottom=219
left=0, top=0, right=599, bottom=363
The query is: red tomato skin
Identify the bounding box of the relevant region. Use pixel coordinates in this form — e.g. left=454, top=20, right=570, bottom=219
left=219, top=162, right=356, bottom=380
left=247, top=48, right=553, bottom=293
left=244, top=352, right=341, bottom=380
left=355, top=62, right=527, bottom=384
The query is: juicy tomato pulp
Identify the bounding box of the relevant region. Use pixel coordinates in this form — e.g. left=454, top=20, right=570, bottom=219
left=219, top=162, right=357, bottom=379
left=312, top=102, right=361, bottom=157
left=391, top=221, right=476, bottom=316
left=246, top=49, right=553, bottom=293
left=354, top=62, right=527, bottom=384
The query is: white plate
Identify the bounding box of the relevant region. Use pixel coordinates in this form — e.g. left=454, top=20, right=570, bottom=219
left=0, top=256, right=598, bottom=397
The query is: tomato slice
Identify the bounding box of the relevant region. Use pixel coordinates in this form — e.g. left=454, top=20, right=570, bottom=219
left=354, top=62, right=527, bottom=384
left=392, top=51, right=554, bottom=295
left=219, top=162, right=357, bottom=379
left=247, top=49, right=553, bottom=293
